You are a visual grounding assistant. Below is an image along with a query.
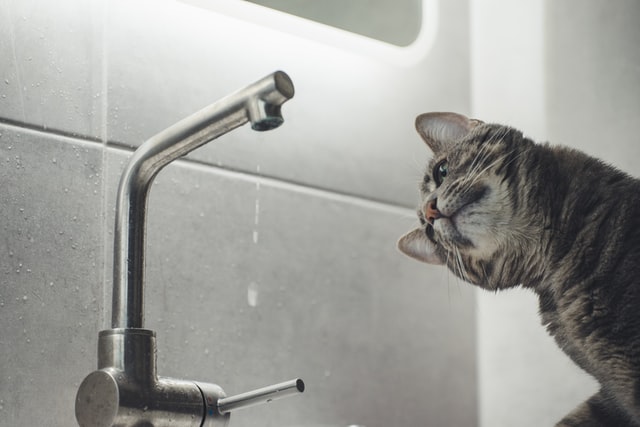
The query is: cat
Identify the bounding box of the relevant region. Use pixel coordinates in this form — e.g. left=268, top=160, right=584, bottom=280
left=397, top=112, right=640, bottom=426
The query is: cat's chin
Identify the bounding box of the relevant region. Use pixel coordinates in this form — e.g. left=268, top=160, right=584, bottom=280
left=397, top=228, right=444, bottom=265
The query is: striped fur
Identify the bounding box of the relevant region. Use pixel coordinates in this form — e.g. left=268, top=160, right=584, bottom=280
left=398, top=112, right=640, bottom=426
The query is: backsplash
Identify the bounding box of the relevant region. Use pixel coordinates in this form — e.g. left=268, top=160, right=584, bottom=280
left=0, top=0, right=477, bottom=425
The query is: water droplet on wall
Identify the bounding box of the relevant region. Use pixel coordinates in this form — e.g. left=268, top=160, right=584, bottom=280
left=247, top=282, right=259, bottom=307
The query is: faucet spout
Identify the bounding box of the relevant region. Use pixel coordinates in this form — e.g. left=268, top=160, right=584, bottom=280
left=111, top=71, right=294, bottom=329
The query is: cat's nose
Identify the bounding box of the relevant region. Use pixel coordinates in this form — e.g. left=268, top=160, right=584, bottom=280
left=425, top=199, right=442, bottom=225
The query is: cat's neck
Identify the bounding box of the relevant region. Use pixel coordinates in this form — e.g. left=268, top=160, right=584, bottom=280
left=529, top=144, right=639, bottom=294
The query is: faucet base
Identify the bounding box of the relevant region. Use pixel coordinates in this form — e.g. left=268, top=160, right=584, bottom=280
left=76, top=328, right=232, bottom=427
left=75, top=368, right=209, bottom=427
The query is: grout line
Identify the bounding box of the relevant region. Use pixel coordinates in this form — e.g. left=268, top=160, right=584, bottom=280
left=5, top=0, right=26, bottom=123
left=100, top=0, right=110, bottom=331
left=0, top=117, right=102, bottom=143
left=0, top=119, right=416, bottom=217
left=104, top=143, right=417, bottom=216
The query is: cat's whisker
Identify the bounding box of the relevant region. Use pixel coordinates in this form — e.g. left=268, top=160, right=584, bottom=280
left=446, top=250, right=463, bottom=286
left=461, top=141, right=505, bottom=189
left=467, top=146, right=532, bottom=191
left=453, top=247, right=471, bottom=284
left=462, top=127, right=522, bottom=189
left=464, top=138, right=495, bottom=184
left=465, top=149, right=515, bottom=189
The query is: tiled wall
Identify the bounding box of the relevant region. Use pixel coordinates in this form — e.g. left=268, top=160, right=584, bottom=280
left=0, top=0, right=477, bottom=426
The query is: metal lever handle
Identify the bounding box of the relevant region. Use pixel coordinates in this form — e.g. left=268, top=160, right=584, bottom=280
left=218, top=378, right=305, bottom=414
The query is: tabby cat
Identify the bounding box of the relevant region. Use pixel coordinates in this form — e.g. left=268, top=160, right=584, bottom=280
left=398, top=112, right=640, bottom=426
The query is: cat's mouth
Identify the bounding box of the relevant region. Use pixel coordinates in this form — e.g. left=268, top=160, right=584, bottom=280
left=422, top=216, right=472, bottom=252
left=419, top=190, right=488, bottom=250
left=436, top=215, right=474, bottom=249
left=418, top=210, right=439, bottom=245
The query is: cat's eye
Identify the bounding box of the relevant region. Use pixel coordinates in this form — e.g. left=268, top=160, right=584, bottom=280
left=433, top=160, right=449, bottom=185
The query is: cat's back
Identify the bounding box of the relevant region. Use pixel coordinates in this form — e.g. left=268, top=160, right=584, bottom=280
left=537, top=144, right=640, bottom=414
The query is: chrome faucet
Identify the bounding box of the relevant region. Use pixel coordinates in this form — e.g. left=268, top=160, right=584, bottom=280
left=75, top=71, right=304, bottom=427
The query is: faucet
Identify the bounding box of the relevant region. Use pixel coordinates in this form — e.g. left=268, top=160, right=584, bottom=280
left=75, top=71, right=304, bottom=427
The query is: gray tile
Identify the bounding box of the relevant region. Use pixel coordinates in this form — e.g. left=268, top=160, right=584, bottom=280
left=105, top=0, right=470, bottom=207
left=0, top=0, right=103, bottom=139
left=103, top=149, right=477, bottom=426
left=0, top=124, right=104, bottom=425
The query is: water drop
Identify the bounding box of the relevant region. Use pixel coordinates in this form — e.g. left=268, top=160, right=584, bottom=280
left=204, top=348, right=209, bottom=355
left=254, top=199, right=260, bottom=224
left=22, top=295, right=28, bottom=302
left=247, top=282, right=259, bottom=307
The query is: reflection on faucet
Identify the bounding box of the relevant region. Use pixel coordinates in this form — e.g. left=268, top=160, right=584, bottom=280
left=75, top=71, right=304, bottom=427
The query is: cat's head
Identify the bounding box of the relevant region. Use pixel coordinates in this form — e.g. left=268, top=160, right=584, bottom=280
left=398, top=112, right=534, bottom=287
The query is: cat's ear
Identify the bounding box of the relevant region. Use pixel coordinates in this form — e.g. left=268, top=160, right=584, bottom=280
left=415, top=112, right=483, bottom=153
left=397, top=228, right=444, bottom=265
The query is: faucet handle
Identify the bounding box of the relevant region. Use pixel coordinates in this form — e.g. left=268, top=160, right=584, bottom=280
left=198, top=378, right=305, bottom=426
left=218, top=378, right=305, bottom=414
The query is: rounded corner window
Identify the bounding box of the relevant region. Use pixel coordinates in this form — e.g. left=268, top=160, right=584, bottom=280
left=242, top=0, right=423, bottom=47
